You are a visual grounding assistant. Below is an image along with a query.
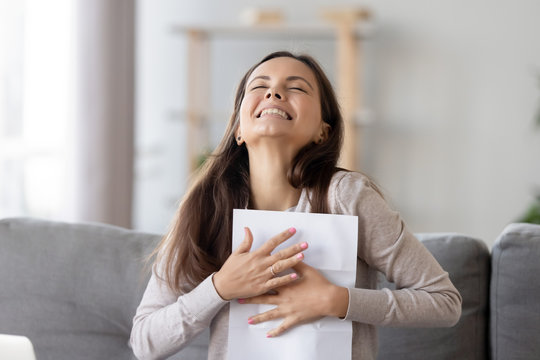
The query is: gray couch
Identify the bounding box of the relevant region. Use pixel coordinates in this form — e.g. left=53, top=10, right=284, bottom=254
left=1, top=217, right=539, bottom=360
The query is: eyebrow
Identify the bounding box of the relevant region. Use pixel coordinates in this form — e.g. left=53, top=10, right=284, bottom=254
left=247, top=75, right=314, bottom=90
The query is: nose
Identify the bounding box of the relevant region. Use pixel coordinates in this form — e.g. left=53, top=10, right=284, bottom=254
left=265, top=88, right=282, bottom=100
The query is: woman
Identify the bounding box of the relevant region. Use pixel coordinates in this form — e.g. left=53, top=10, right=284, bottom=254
left=130, top=51, right=462, bottom=360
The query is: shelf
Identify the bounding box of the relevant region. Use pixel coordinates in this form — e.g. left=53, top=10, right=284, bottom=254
left=176, top=8, right=373, bottom=172
left=167, top=108, right=373, bottom=126
left=171, top=23, right=373, bottom=40
left=166, top=109, right=231, bottom=123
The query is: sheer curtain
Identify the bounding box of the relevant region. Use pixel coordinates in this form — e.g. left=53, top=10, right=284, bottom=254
left=74, top=0, right=135, bottom=228
left=0, top=0, right=135, bottom=228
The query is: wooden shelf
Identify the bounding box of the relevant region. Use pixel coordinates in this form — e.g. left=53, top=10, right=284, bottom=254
left=167, top=107, right=373, bottom=126
left=175, top=8, right=373, bottom=173
left=171, top=23, right=372, bottom=40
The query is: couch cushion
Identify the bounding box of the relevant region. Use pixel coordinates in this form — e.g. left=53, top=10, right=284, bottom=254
left=490, top=223, right=540, bottom=360
left=377, top=233, right=490, bottom=360
left=0, top=217, right=160, bottom=360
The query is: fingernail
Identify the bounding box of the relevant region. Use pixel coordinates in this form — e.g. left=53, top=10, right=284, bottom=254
left=290, top=273, right=298, bottom=280
left=288, top=227, right=296, bottom=234
left=300, top=242, right=308, bottom=249
left=248, top=318, right=254, bottom=324
left=296, top=253, right=303, bottom=259
left=266, top=334, right=273, bottom=338
left=237, top=298, right=245, bottom=304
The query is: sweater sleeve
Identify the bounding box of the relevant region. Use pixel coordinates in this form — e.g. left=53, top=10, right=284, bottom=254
left=130, top=267, right=228, bottom=360
left=333, top=172, right=462, bottom=327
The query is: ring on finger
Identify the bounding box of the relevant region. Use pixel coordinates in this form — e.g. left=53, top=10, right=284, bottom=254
left=270, top=264, right=277, bottom=277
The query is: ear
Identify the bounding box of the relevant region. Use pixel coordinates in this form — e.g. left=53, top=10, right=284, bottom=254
left=315, top=122, right=331, bottom=144
left=321, top=122, right=331, bottom=140
left=235, top=129, right=244, bottom=145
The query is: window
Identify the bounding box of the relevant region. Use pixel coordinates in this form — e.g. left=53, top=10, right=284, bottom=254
left=0, top=0, right=76, bottom=220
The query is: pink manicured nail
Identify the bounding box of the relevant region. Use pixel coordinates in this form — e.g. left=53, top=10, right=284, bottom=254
left=266, top=334, right=273, bottom=338
left=248, top=318, right=255, bottom=324
left=288, top=227, right=296, bottom=234
left=300, top=242, right=308, bottom=249
left=296, top=253, right=303, bottom=259
left=290, top=273, right=298, bottom=280
left=237, top=298, right=245, bottom=304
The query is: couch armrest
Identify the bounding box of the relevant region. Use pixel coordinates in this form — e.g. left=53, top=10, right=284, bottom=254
left=490, top=223, right=540, bottom=360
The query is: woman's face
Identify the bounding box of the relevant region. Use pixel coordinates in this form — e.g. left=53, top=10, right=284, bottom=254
left=237, top=57, right=325, bottom=153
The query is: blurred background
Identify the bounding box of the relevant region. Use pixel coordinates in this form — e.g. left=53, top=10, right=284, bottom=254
left=1, top=0, right=539, bottom=247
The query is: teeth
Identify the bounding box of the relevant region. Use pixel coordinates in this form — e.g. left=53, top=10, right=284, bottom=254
left=260, top=108, right=289, bottom=119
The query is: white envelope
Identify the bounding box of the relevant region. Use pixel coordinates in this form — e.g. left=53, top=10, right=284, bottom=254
left=228, top=209, right=358, bottom=360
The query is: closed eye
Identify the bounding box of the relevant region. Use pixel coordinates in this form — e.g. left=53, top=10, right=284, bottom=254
left=289, top=87, right=307, bottom=93
left=250, top=85, right=267, bottom=91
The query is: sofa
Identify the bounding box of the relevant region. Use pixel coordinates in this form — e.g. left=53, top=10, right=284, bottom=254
left=1, top=217, right=539, bottom=360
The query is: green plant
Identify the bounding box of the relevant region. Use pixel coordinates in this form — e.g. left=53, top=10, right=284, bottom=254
left=195, top=148, right=212, bottom=169
left=517, top=74, right=540, bottom=224
left=517, top=195, right=540, bottom=224
left=536, top=74, right=540, bottom=127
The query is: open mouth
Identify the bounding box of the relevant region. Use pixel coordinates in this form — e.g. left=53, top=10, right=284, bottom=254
left=257, top=108, right=292, bottom=120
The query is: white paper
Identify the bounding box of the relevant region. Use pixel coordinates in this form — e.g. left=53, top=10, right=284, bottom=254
left=228, top=209, right=358, bottom=360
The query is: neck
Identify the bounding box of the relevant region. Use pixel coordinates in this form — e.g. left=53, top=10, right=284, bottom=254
left=247, top=145, right=301, bottom=211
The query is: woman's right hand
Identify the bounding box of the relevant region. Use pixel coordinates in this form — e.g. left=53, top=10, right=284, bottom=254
left=212, top=227, right=307, bottom=301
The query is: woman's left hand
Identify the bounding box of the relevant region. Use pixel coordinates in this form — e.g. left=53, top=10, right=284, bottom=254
left=240, top=262, right=349, bottom=337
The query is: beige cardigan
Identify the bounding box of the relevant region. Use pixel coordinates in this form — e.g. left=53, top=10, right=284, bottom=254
left=130, top=171, right=462, bottom=360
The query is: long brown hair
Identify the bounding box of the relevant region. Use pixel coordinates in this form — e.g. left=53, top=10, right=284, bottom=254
left=153, top=51, right=344, bottom=293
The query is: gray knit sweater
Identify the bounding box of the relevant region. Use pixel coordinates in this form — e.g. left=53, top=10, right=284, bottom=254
left=130, top=171, right=462, bottom=360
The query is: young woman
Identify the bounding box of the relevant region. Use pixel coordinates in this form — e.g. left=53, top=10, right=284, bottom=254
left=130, top=51, right=462, bottom=360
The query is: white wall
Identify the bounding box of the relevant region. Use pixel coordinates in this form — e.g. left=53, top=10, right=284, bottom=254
left=361, top=0, right=540, bottom=245
left=134, top=0, right=540, bottom=247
